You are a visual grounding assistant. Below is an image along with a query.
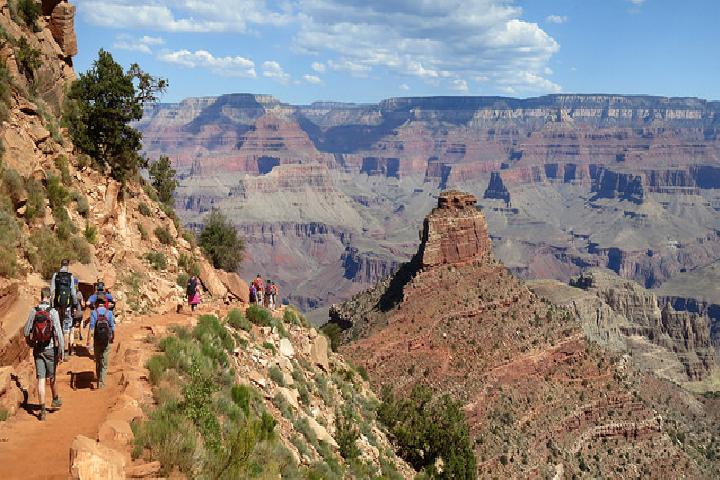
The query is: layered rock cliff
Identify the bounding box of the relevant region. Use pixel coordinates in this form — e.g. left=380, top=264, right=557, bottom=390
left=140, top=93, right=720, bottom=316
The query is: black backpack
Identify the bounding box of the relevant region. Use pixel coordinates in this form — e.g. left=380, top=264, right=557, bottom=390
left=94, top=310, right=111, bottom=346
left=186, top=277, right=197, bottom=297
left=54, top=271, right=73, bottom=310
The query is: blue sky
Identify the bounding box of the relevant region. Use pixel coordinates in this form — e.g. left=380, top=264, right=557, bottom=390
left=72, top=0, right=720, bottom=104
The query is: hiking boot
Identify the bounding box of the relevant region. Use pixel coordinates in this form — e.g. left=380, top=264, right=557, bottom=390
left=39, top=407, right=46, bottom=421
left=51, top=397, right=63, bottom=409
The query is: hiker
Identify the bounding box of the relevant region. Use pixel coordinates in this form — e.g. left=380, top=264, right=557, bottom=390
left=23, top=287, right=64, bottom=420
left=249, top=283, right=257, bottom=304
left=271, top=281, right=280, bottom=310
left=86, top=293, right=115, bottom=389
left=186, top=275, right=201, bottom=311
left=49, top=259, right=78, bottom=357
left=87, top=279, right=115, bottom=311
left=253, top=274, right=264, bottom=306
left=68, top=278, right=84, bottom=354
left=266, top=280, right=275, bottom=310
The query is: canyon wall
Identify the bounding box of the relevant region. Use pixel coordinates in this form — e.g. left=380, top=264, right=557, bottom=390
left=139, top=93, right=720, bottom=316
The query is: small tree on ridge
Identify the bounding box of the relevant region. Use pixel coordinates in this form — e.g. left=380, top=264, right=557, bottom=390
left=199, top=210, right=244, bottom=272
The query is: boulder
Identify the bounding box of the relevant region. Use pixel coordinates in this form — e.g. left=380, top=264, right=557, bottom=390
left=310, top=335, right=330, bottom=371
left=218, top=271, right=250, bottom=303
left=306, top=415, right=338, bottom=448
left=279, top=338, right=295, bottom=358
left=69, top=435, right=125, bottom=480
left=276, top=386, right=299, bottom=409
left=98, top=419, right=134, bottom=448
left=126, top=461, right=161, bottom=478
left=0, top=366, right=22, bottom=417
left=49, top=1, right=78, bottom=57
left=198, top=260, right=228, bottom=298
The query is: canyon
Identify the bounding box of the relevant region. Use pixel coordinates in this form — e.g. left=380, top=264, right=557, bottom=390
left=139, top=93, right=720, bottom=325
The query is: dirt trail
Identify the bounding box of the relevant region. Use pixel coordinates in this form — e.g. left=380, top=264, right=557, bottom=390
left=0, top=308, right=194, bottom=480
left=0, top=339, right=123, bottom=479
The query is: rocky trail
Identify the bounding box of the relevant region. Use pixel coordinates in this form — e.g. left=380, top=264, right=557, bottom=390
left=0, top=308, right=199, bottom=479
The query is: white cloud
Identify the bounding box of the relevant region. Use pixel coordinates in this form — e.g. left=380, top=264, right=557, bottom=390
left=545, top=15, right=568, bottom=24
left=451, top=79, right=469, bottom=93
left=327, top=59, right=372, bottom=77
left=76, top=0, right=291, bottom=33
left=311, top=62, right=326, bottom=73
left=303, top=74, right=322, bottom=84
left=628, top=0, right=646, bottom=5
left=294, top=0, right=562, bottom=94
left=158, top=49, right=256, bottom=77
left=399, top=83, right=410, bottom=91
left=262, top=61, right=291, bottom=84
left=113, top=34, right=165, bottom=54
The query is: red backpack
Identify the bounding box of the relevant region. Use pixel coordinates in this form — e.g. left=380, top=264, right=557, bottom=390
left=31, top=307, right=54, bottom=346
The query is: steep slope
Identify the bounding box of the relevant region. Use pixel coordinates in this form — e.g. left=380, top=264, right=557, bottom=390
left=329, top=191, right=720, bottom=478
left=0, top=0, right=246, bottom=423
left=529, top=270, right=719, bottom=388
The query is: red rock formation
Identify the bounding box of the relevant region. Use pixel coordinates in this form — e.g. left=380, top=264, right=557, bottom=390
left=419, top=191, right=491, bottom=268
left=49, top=1, right=77, bottom=57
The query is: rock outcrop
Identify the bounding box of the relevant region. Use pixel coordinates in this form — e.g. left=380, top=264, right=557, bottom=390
left=48, top=1, right=78, bottom=57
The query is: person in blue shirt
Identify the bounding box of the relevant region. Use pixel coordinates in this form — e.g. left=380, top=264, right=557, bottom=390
left=87, top=280, right=115, bottom=311
left=85, top=293, right=115, bottom=389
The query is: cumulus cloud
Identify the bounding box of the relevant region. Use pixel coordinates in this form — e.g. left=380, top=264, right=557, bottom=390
left=311, top=62, right=326, bottom=73
left=545, top=15, right=568, bottom=24
left=262, top=61, right=291, bottom=84
left=451, top=79, right=469, bottom=93
left=113, top=34, right=164, bottom=54
left=399, top=83, right=410, bottom=91
left=76, top=0, right=290, bottom=33
left=303, top=74, right=322, bottom=84
left=158, top=49, right=256, bottom=77
left=294, top=0, right=561, bottom=94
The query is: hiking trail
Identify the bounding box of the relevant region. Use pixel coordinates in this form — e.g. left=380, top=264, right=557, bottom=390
left=0, top=309, right=194, bottom=479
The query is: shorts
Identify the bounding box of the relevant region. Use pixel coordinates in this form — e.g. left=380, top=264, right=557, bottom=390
left=62, top=316, right=72, bottom=334
left=34, top=348, right=56, bottom=379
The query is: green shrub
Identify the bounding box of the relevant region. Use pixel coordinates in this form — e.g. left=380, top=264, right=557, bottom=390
left=0, top=247, right=17, bottom=278
left=14, top=36, right=41, bottom=82
left=320, top=323, right=343, bottom=352
left=199, top=209, right=243, bottom=271
left=137, top=223, right=148, bottom=241
left=29, top=227, right=91, bottom=279
left=159, top=203, right=179, bottom=230
left=378, top=385, right=476, bottom=479
left=23, top=177, right=44, bottom=221
left=144, top=251, right=167, bottom=271
left=226, top=309, right=251, bottom=332
left=10, top=0, right=41, bottom=30
left=247, top=305, right=272, bottom=327
left=269, top=366, right=285, bottom=386
left=154, top=225, right=175, bottom=246
left=149, top=155, right=178, bottom=205
left=54, top=156, right=72, bottom=185
left=84, top=224, right=97, bottom=244
left=336, top=407, right=360, bottom=461
left=122, top=271, right=144, bottom=312
left=133, top=315, right=298, bottom=478
left=138, top=202, right=152, bottom=217
left=2, top=168, right=25, bottom=205
left=176, top=272, right=189, bottom=289
left=143, top=183, right=159, bottom=202
left=73, top=191, right=89, bottom=217
left=0, top=61, right=11, bottom=123
left=46, top=175, right=69, bottom=210
left=0, top=407, right=8, bottom=421
left=182, top=230, right=196, bottom=248
left=262, top=341, right=276, bottom=353
left=283, top=307, right=310, bottom=328
left=178, top=252, right=200, bottom=276
left=0, top=210, right=20, bottom=246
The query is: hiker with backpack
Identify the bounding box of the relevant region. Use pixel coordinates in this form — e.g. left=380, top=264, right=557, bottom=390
left=87, top=280, right=115, bottom=311
left=253, top=274, right=264, bottom=306
left=23, top=287, right=64, bottom=421
left=271, top=281, right=280, bottom=310
left=85, top=293, right=115, bottom=389
left=49, top=259, right=78, bottom=357
left=249, top=283, right=257, bottom=304
left=186, top=275, right=201, bottom=312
